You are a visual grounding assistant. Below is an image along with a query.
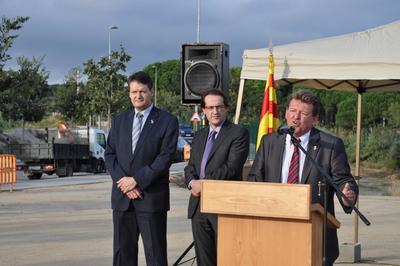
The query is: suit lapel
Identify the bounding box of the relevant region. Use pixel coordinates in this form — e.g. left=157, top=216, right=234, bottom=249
left=132, top=107, right=159, bottom=159
left=195, top=128, right=209, bottom=170
left=272, top=134, right=286, bottom=183
left=301, top=128, right=321, bottom=184
left=126, top=109, right=135, bottom=160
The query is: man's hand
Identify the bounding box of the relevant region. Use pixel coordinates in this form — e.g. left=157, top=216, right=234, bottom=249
left=126, top=187, right=143, bottom=200
left=190, top=179, right=202, bottom=197
left=117, top=176, right=137, bottom=194
left=342, top=182, right=356, bottom=207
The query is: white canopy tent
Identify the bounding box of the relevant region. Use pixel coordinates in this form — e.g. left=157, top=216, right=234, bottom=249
left=235, top=20, right=400, bottom=255
left=239, top=20, right=400, bottom=90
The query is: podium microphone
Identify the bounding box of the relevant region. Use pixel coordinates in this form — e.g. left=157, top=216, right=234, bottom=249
left=277, top=125, right=295, bottom=135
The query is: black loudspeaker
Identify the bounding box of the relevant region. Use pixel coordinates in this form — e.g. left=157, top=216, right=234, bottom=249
left=181, top=43, right=229, bottom=104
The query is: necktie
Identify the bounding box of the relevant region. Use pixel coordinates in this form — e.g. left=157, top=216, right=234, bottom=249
left=199, top=130, right=217, bottom=178
left=132, top=112, right=144, bottom=154
left=287, top=140, right=300, bottom=184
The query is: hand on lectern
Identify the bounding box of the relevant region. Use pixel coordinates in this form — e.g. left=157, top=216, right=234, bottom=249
left=190, top=179, right=202, bottom=197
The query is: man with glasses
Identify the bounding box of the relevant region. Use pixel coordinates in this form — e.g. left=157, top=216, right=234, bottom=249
left=185, top=89, right=250, bottom=266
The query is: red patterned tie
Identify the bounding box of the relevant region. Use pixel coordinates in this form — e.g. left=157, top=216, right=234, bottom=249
left=287, top=141, right=300, bottom=184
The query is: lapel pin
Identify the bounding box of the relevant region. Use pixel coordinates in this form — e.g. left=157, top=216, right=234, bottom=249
left=150, top=119, right=154, bottom=124
left=313, top=145, right=317, bottom=151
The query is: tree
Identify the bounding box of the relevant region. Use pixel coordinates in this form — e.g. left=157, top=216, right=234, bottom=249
left=83, top=46, right=131, bottom=124
left=385, top=101, right=400, bottom=128
left=2, top=56, right=50, bottom=137
left=143, top=60, right=192, bottom=121
left=0, top=16, right=29, bottom=70
left=53, top=67, right=83, bottom=122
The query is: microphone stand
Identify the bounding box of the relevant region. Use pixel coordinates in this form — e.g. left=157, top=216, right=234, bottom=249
left=172, top=241, right=195, bottom=266
left=288, top=133, right=370, bottom=266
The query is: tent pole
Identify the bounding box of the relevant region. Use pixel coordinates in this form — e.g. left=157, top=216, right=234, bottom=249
left=234, top=78, right=246, bottom=124
left=354, top=90, right=362, bottom=245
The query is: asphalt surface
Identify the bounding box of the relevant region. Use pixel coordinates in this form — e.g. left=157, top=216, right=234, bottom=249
left=0, top=163, right=399, bottom=266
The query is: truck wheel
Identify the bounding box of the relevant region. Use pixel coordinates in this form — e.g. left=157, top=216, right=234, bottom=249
left=27, top=173, right=42, bottom=180
left=66, top=164, right=73, bottom=177
left=92, top=159, right=105, bottom=174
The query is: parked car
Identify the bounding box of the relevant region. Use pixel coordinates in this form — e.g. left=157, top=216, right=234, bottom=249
left=16, top=159, right=25, bottom=171
left=179, top=124, right=193, bottom=137
left=175, top=136, right=190, bottom=162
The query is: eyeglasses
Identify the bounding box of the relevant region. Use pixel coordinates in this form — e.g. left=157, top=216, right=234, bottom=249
left=204, top=105, right=226, bottom=111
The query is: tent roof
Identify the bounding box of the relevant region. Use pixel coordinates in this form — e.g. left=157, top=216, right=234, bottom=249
left=241, top=20, right=400, bottom=92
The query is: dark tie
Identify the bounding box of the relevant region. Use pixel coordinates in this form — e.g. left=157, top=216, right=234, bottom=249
left=132, top=112, right=144, bottom=154
left=199, top=130, right=217, bottom=178
left=287, top=141, right=300, bottom=184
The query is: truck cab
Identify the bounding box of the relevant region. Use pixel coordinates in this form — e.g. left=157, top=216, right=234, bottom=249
left=89, top=128, right=107, bottom=173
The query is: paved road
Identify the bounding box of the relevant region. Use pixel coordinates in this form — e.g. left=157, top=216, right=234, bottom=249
left=9, top=162, right=188, bottom=191
left=1, top=162, right=399, bottom=266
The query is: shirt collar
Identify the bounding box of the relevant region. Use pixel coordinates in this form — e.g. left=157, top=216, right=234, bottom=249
left=209, top=119, right=226, bottom=135
left=135, top=103, right=153, bottom=117
left=285, top=129, right=311, bottom=146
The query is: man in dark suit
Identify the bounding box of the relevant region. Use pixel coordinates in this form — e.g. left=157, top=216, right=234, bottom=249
left=185, top=89, right=250, bottom=266
left=105, top=71, right=179, bottom=266
left=248, top=90, right=358, bottom=266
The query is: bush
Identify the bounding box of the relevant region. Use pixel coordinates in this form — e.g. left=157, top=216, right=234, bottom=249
left=387, top=140, right=400, bottom=170
left=338, top=127, right=400, bottom=169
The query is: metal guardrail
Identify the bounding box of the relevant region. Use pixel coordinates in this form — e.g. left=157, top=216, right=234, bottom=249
left=0, top=154, right=16, bottom=192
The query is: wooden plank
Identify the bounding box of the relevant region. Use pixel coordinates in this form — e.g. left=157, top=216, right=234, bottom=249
left=218, top=215, right=313, bottom=266
left=311, top=203, right=341, bottom=229
left=201, top=180, right=311, bottom=220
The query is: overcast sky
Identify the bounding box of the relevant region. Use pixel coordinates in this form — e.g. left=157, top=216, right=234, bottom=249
left=2, top=0, right=400, bottom=84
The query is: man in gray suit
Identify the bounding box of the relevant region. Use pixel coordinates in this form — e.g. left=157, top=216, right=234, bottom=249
left=185, top=89, right=249, bottom=266
left=248, top=90, right=358, bottom=266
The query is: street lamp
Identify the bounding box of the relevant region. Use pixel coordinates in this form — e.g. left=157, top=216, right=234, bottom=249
left=108, top=26, right=118, bottom=59
left=152, top=65, right=158, bottom=107
left=107, top=25, right=118, bottom=132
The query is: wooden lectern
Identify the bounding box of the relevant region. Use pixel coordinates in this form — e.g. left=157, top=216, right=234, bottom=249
left=201, top=180, right=340, bottom=266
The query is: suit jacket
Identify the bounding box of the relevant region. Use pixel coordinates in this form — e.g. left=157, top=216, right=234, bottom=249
left=185, top=120, right=250, bottom=218
left=105, top=107, right=179, bottom=212
left=248, top=127, right=358, bottom=264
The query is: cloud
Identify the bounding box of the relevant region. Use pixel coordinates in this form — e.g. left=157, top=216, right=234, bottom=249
left=2, top=0, right=400, bottom=83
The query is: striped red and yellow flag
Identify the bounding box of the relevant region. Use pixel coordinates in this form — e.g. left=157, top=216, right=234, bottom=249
left=256, top=54, right=280, bottom=150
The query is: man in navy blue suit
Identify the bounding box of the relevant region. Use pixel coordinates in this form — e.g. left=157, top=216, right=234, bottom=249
left=105, top=71, right=179, bottom=266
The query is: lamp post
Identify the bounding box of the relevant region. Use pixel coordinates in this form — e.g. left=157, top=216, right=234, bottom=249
left=152, top=65, right=158, bottom=107
left=108, top=26, right=118, bottom=59
left=107, top=25, right=118, bottom=132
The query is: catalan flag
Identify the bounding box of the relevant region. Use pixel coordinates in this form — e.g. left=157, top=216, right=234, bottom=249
left=256, top=54, right=280, bottom=150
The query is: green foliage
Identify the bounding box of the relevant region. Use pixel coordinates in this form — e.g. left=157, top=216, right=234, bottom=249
left=340, top=127, right=400, bottom=170
left=0, top=16, right=29, bottom=69
left=26, top=113, right=65, bottom=129
left=143, top=60, right=193, bottom=122
left=384, top=98, right=400, bottom=127
left=230, top=73, right=265, bottom=124
left=54, top=69, right=78, bottom=119
left=82, top=46, right=131, bottom=121
left=336, top=96, right=357, bottom=130
left=388, top=141, right=400, bottom=170
left=1, top=56, right=50, bottom=125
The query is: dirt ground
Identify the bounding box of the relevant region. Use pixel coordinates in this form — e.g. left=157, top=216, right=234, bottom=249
left=355, top=166, right=400, bottom=196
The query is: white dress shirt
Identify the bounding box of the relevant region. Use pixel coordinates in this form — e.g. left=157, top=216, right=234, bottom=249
left=134, top=103, right=153, bottom=131
left=281, top=130, right=311, bottom=184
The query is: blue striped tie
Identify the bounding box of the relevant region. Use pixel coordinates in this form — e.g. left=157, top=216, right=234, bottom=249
left=132, top=112, right=144, bottom=154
